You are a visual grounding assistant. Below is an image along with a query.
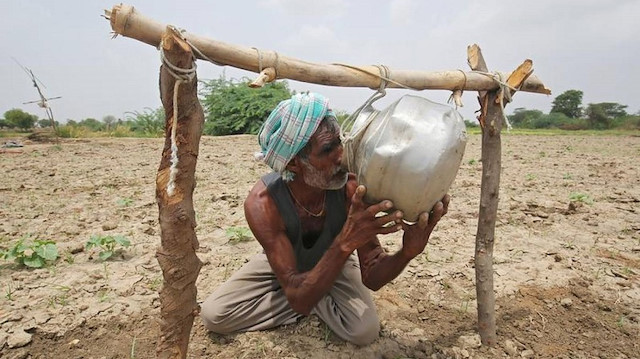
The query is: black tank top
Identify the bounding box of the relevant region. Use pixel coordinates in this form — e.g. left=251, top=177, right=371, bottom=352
left=262, top=172, right=347, bottom=272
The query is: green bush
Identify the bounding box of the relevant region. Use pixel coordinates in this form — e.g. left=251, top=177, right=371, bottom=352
left=124, top=107, right=165, bottom=137
left=56, top=125, right=93, bottom=138
left=86, top=235, right=131, bottom=261
left=201, top=77, right=292, bottom=136
left=110, top=125, right=134, bottom=137
left=1, top=238, right=58, bottom=268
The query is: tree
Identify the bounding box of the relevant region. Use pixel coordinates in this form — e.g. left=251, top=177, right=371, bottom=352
left=585, top=102, right=628, bottom=129
left=595, top=102, right=627, bottom=118
left=507, top=108, right=544, bottom=128
left=200, top=77, right=292, bottom=136
left=3, top=109, right=38, bottom=130
left=102, top=115, right=117, bottom=130
left=79, top=118, right=104, bottom=131
left=124, top=107, right=165, bottom=136
left=37, top=119, right=59, bottom=128
left=551, top=90, right=583, bottom=118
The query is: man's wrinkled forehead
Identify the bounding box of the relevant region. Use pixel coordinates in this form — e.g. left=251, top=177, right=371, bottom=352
left=309, top=118, right=342, bottom=151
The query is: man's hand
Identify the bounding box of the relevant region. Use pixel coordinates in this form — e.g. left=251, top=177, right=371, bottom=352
left=400, top=194, right=450, bottom=260
left=339, top=185, right=403, bottom=253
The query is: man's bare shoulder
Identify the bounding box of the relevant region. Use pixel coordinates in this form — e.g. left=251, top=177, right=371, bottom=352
left=244, top=178, right=286, bottom=244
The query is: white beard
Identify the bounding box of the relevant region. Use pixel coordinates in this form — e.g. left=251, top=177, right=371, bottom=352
left=300, top=159, right=348, bottom=190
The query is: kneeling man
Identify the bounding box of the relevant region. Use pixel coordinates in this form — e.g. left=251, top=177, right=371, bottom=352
left=201, top=92, right=448, bottom=345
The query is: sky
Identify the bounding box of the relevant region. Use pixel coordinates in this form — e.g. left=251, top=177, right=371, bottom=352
left=1, top=0, right=638, bottom=123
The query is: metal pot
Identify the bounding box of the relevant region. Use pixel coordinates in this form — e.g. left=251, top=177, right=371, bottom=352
left=344, top=95, right=467, bottom=221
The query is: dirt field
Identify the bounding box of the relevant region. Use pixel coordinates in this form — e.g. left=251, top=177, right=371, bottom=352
left=1, top=134, right=639, bottom=359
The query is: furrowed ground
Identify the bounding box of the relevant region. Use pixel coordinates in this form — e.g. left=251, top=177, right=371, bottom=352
left=1, top=134, right=638, bottom=358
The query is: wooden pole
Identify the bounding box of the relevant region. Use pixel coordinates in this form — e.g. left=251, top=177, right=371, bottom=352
left=468, top=44, right=499, bottom=346
left=155, top=27, right=204, bottom=359
left=467, top=44, right=534, bottom=346
left=104, top=4, right=550, bottom=95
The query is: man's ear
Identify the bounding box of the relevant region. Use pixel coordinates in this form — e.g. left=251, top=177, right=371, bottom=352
left=286, top=156, right=301, bottom=174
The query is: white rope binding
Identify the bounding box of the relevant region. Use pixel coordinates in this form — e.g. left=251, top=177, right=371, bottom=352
left=470, top=70, right=520, bottom=130
left=159, top=27, right=198, bottom=196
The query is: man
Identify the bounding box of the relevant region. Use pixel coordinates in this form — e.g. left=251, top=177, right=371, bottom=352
left=201, top=92, right=449, bottom=345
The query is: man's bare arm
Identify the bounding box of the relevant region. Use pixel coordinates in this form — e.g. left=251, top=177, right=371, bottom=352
left=357, top=195, right=450, bottom=291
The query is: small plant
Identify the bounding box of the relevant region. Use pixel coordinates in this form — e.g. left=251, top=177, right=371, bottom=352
left=225, top=227, right=253, bottom=244
left=86, top=234, right=131, bottom=261
left=467, top=159, right=477, bottom=165
left=1, top=238, right=58, bottom=268
left=563, top=173, right=573, bottom=180
left=525, top=173, right=537, bottom=181
left=5, top=283, right=15, bottom=301
left=569, top=192, right=594, bottom=205
left=97, top=289, right=111, bottom=303
left=117, top=197, right=134, bottom=207
left=64, top=252, right=75, bottom=264
left=147, top=276, right=162, bottom=291
left=45, top=283, right=71, bottom=308
left=441, top=279, right=451, bottom=291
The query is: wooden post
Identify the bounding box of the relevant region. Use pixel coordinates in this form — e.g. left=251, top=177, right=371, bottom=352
left=467, top=44, right=534, bottom=346
left=468, top=44, right=499, bottom=346
left=155, top=27, right=204, bottom=359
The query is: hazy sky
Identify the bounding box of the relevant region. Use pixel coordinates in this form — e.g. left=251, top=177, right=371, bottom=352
left=1, top=0, right=638, bottom=123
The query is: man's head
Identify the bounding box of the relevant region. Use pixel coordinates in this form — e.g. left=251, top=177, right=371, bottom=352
left=257, top=92, right=346, bottom=188
left=294, top=116, right=348, bottom=190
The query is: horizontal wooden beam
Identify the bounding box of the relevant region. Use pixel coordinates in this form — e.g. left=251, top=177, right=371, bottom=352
left=105, top=4, right=551, bottom=95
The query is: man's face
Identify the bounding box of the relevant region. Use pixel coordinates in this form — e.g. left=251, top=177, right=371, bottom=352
left=298, top=126, right=348, bottom=190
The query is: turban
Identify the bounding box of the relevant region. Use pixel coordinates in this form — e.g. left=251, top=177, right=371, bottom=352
left=257, top=92, right=334, bottom=176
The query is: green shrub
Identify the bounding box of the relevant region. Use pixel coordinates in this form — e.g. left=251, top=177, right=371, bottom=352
left=111, top=125, right=134, bottom=137
left=225, top=227, right=253, bottom=244
left=1, top=238, right=58, bottom=268
left=569, top=192, right=593, bottom=205
left=56, top=125, right=92, bottom=138
left=86, top=235, right=131, bottom=261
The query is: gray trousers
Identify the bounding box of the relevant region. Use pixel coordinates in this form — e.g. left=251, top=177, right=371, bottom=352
left=200, top=252, right=380, bottom=345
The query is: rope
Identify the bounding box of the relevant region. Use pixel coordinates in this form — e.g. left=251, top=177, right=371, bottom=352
left=252, top=47, right=263, bottom=73
left=447, top=69, right=467, bottom=109
left=273, top=51, right=280, bottom=78
left=494, top=72, right=513, bottom=130
left=158, top=29, right=198, bottom=196
left=470, top=71, right=518, bottom=130
left=339, top=65, right=392, bottom=172
left=332, top=63, right=419, bottom=91
left=251, top=47, right=280, bottom=78
left=169, top=25, right=225, bottom=66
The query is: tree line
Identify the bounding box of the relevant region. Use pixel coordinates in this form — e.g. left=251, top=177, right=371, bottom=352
left=1, top=82, right=638, bottom=137
left=507, top=89, right=639, bottom=130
